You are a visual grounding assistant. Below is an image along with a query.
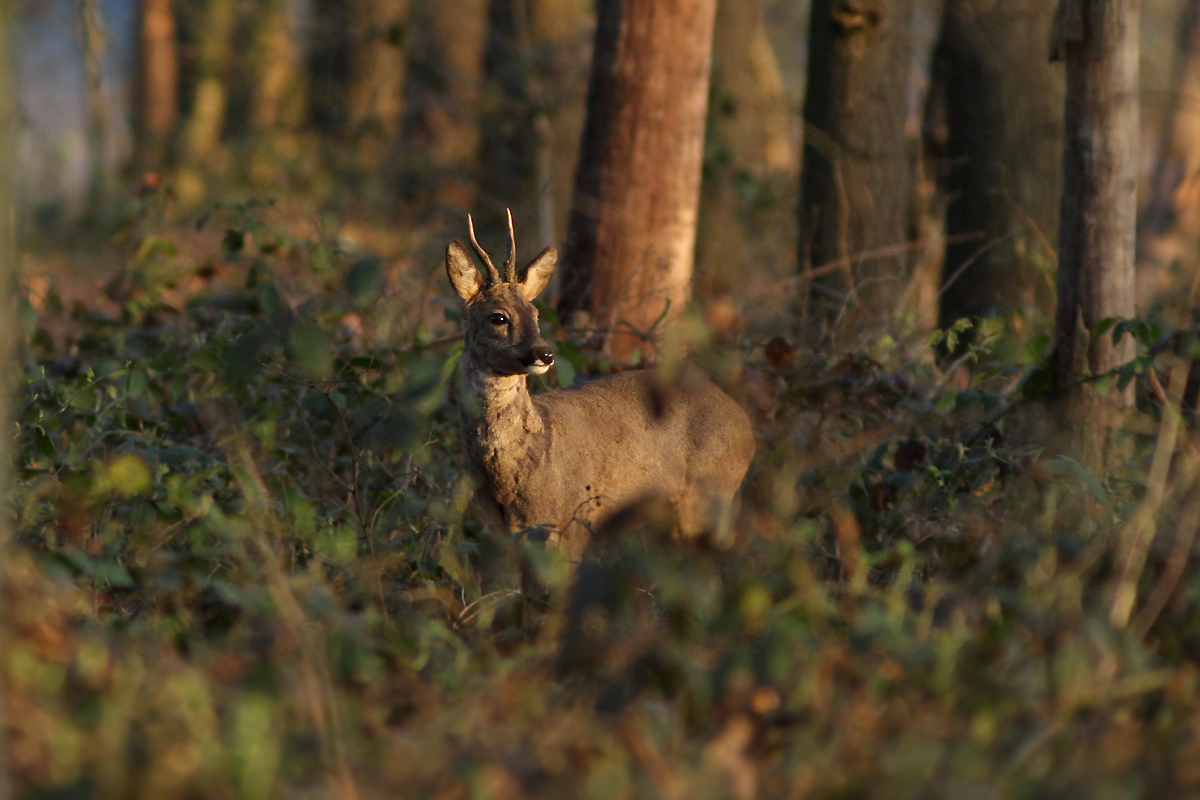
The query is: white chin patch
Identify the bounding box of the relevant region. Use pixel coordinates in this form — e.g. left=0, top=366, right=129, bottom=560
left=526, top=364, right=551, bottom=375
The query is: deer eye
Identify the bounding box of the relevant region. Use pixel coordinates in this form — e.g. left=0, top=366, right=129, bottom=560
left=489, top=312, right=510, bottom=326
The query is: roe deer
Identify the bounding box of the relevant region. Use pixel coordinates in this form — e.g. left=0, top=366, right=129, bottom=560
left=446, top=212, right=754, bottom=561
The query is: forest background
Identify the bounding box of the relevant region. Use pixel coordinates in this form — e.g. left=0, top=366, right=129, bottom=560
left=5, top=0, right=1200, bottom=797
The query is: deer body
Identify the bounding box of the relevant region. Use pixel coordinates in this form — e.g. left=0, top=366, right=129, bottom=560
left=448, top=214, right=754, bottom=558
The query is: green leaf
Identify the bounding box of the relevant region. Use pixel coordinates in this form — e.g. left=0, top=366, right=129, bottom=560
left=223, top=229, right=246, bottom=254
left=188, top=350, right=221, bottom=372
left=345, top=255, right=385, bottom=304
left=1091, top=317, right=1120, bottom=339
left=1020, top=362, right=1055, bottom=402
left=555, top=356, right=575, bottom=388
left=288, top=319, right=333, bottom=379
left=258, top=281, right=284, bottom=317
left=1053, top=455, right=1107, bottom=504
left=1020, top=333, right=1050, bottom=365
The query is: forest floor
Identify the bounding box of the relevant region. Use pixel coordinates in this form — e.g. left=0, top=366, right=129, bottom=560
left=5, top=188, right=1200, bottom=799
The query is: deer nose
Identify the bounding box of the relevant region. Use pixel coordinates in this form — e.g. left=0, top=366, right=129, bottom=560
left=523, top=345, right=555, bottom=368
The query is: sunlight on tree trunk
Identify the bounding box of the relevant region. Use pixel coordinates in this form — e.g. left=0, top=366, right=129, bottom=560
left=696, top=0, right=795, bottom=288
left=178, top=0, right=238, bottom=203
left=1050, top=0, right=1139, bottom=475
left=558, top=0, right=719, bottom=364
left=133, top=0, right=178, bottom=174
left=251, top=0, right=304, bottom=134
left=1139, top=0, right=1200, bottom=308
left=347, top=0, right=409, bottom=166
left=78, top=0, right=110, bottom=219
left=799, top=0, right=918, bottom=329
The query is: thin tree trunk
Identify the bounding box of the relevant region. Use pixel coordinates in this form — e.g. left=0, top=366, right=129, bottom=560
left=934, top=0, right=1063, bottom=331
left=133, top=0, right=178, bottom=174
left=1050, top=0, right=1139, bottom=473
left=478, top=0, right=591, bottom=244
left=400, top=0, right=489, bottom=208
left=251, top=0, right=303, bottom=134
left=696, top=0, right=794, bottom=287
left=78, top=0, right=110, bottom=217
left=347, top=0, right=410, bottom=165
left=798, top=0, right=917, bottom=325
left=0, top=2, right=14, bottom=797
left=1138, top=0, right=1200, bottom=301
left=181, top=0, right=238, bottom=164
left=557, top=0, right=719, bottom=363
left=308, top=0, right=351, bottom=134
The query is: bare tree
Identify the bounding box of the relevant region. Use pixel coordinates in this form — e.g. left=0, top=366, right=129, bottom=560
left=798, top=0, right=918, bottom=324
left=133, top=0, right=178, bottom=174
left=932, top=0, right=1063, bottom=331
left=478, top=0, right=592, bottom=245
left=180, top=0, right=238, bottom=167
left=1138, top=0, right=1200, bottom=302
left=1050, top=0, right=1139, bottom=472
left=695, top=0, right=795, bottom=288
left=347, top=0, right=410, bottom=165
left=557, top=0, right=719, bottom=363
left=0, top=2, right=14, bottom=796
left=78, top=0, right=110, bottom=217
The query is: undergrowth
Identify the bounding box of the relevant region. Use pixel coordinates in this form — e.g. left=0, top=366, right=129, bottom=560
left=6, top=198, right=1200, bottom=799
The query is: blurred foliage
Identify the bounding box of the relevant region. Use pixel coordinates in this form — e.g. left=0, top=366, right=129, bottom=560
left=8, top=185, right=1200, bottom=798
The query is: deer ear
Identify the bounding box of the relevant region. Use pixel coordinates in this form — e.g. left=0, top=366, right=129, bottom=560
left=519, top=246, right=558, bottom=301
left=446, top=240, right=484, bottom=302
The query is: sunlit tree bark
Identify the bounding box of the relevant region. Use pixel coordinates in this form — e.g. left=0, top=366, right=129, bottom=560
left=696, top=0, right=794, bottom=287
left=180, top=0, right=238, bottom=167
left=557, top=0, right=719, bottom=363
left=250, top=0, right=303, bottom=134
left=347, top=0, right=410, bottom=165
left=1138, top=0, right=1200, bottom=303
left=1050, top=0, right=1139, bottom=473
left=133, top=0, right=178, bottom=174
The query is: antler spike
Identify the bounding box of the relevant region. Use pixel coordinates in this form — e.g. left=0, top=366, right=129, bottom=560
left=467, top=214, right=501, bottom=285
left=504, top=208, right=517, bottom=283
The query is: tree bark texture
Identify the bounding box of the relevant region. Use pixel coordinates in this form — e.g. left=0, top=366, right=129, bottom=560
left=798, top=0, right=917, bottom=323
left=1138, top=0, right=1200, bottom=303
left=934, top=0, right=1063, bottom=329
left=133, top=0, right=178, bottom=173
left=557, top=0, right=718, bottom=363
left=695, top=0, right=795, bottom=288
left=308, top=0, right=351, bottom=134
left=1050, top=0, right=1139, bottom=472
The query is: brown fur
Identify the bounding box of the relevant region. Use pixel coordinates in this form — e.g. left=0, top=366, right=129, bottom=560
left=447, top=219, right=754, bottom=561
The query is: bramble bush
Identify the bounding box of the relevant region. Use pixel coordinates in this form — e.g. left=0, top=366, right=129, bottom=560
left=7, top=197, right=1200, bottom=798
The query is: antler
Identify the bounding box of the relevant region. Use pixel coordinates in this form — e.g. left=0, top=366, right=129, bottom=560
left=467, top=214, right=502, bottom=285
left=504, top=208, right=517, bottom=283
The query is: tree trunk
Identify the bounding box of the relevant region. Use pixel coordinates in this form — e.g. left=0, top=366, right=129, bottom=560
left=347, top=0, right=410, bottom=165
left=1138, top=0, right=1200, bottom=304
left=0, top=2, right=14, bottom=796
left=308, top=0, right=351, bottom=134
left=133, top=0, right=178, bottom=174
left=934, top=0, right=1063, bottom=331
left=179, top=0, right=238, bottom=179
left=798, top=0, right=917, bottom=325
left=401, top=0, right=489, bottom=209
left=696, top=0, right=795, bottom=288
left=477, top=0, right=592, bottom=245
left=1050, top=0, right=1139, bottom=473
left=78, top=0, right=110, bottom=218
left=557, top=0, right=719, bottom=363
left=250, top=0, right=303, bottom=134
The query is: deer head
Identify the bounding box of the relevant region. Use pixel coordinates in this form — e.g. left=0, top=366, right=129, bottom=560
left=446, top=210, right=559, bottom=377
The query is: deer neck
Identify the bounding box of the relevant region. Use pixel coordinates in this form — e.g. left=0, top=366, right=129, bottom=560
left=460, top=357, right=548, bottom=497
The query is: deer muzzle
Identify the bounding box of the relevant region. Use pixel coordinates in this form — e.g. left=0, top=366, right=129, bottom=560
left=521, top=344, right=555, bottom=375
